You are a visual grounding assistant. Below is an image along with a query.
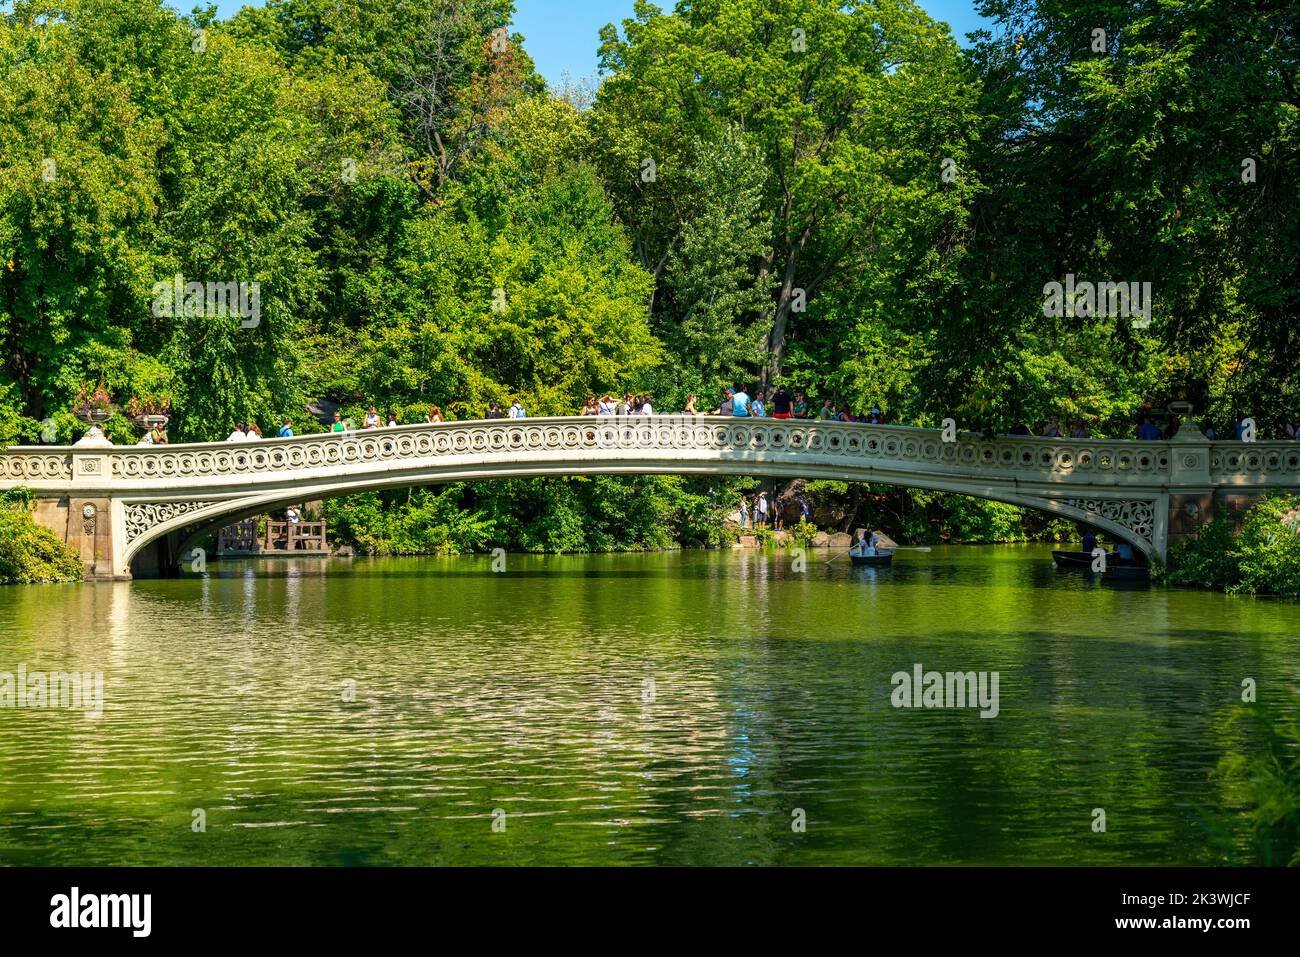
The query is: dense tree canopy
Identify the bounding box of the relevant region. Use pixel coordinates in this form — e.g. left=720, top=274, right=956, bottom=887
left=0, top=0, right=1295, bottom=549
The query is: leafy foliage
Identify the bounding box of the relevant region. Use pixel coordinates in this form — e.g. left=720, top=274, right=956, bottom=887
left=0, top=490, right=83, bottom=584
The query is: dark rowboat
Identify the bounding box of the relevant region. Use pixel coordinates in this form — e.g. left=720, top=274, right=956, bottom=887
left=1051, top=550, right=1149, bottom=580
left=850, top=549, right=893, bottom=566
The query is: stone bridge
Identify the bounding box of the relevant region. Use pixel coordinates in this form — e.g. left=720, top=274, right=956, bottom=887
left=1, top=416, right=1295, bottom=579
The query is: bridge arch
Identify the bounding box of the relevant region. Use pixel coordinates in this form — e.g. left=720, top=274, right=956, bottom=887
left=123, top=457, right=1163, bottom=577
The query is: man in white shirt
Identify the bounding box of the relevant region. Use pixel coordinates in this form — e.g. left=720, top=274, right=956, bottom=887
left=227, top=424, right=247, bottom=442
left=509, top=399, right=527, bottom=419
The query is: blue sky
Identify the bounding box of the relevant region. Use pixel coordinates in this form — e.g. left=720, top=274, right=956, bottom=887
left=208, top=1, right=993, bottom=87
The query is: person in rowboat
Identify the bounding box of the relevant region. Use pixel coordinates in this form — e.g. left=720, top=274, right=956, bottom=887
left=849, top=531, right=880, bottom=558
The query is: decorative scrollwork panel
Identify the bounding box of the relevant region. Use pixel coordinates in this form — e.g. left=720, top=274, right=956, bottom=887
left=124, top=501, right=218, bottom=544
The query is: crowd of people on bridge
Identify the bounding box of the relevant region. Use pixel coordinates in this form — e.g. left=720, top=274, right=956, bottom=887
left=218, top=383, right=886, bottom=438
left=210, top=387, right=1298, bottom=445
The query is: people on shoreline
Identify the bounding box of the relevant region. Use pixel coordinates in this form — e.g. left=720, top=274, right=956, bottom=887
left=755, top=490, right=768, bottom=528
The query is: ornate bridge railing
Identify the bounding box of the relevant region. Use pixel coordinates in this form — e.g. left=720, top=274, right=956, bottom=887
left=3, top=417, right=1267, bottom=487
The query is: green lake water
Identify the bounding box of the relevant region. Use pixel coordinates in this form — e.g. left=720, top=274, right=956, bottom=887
left=0, top=545, right=1295, bottom=866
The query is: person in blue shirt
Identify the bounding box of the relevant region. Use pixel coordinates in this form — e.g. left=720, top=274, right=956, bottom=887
left=732, top=385, right=751, bottom=416
left=1136, top=415, right=1163, bottom=440
left=751, top=390, right=766, bottom=417
left=1081, top=529, right=1097, bottom=553
left=278, top=418, right=294, bottom=438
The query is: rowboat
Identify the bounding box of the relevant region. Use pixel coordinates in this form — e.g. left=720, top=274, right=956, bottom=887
left=850, top=549, right=893, bottom=566
left=1051, top=550, right=1149, bottom=580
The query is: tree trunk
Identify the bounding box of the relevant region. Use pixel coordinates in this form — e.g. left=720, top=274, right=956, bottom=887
left=761, top=227, right=811, bottom=390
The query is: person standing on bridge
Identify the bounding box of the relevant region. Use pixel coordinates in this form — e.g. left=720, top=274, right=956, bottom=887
left=278, top=418, right=294, bottom=438
left=731, top=385, right=751, bottom=416
left=684, top=394, right=698, bottom=415
left=581, top=396, right=599, bottom=416
left=331, top=411, right=346, bottom=432
left=751, top=391, right=766, bottom=418
left=599, top=395, right=616, bottom=416
left=509, top=398, right=527, bottom=419
left=1136, top=415, right=1162, bottom=440
left=819, top=399, right=835, bottom=420
left=227, top=423, right=247, bottom=442
left=427, top=406, right=445, bottom=423
left=771, top=386, right=792, bottom=419
left=486, top=402, right=503, bottom=419
left=246, top=423, right=263, bottom=439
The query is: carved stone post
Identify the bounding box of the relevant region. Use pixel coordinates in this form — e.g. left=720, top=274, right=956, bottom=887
left=1167, top=417, right=1214, bottom=553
